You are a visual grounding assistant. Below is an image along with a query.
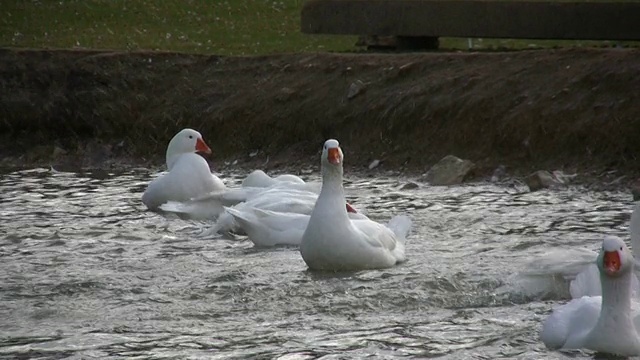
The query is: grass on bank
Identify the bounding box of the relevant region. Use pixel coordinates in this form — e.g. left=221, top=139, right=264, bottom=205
left=1, top=0, right=357, bottom=55
left=1, top=0, right=635, bottom=55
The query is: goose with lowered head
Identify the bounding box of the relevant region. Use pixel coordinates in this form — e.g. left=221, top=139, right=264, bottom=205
left=540, top=235, right=640, bottom=356
left=299, top=139, right=412, bottom=271
left=240, top=169, right=321, bottom=194
left=223, top=201, right=367, bottom=247
left=159, top=182, right=324, bottom=222
left=165, top=182, right=364, bottom=236
left=243, top=169, right=305, bottom=188
left=142, top=128, right=226, bottom=210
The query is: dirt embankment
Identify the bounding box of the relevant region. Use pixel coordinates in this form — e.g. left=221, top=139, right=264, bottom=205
left=1, top=47, right=639, bottom=182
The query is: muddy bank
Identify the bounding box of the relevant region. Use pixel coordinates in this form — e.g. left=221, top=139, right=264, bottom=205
left=1, top=47, right=639, bottom=183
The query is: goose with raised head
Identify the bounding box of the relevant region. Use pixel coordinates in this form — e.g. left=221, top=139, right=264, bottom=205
left=299, top=139, right=412, bottom=271
left=541, top=235, right=640, bottom=356
left=142, top=129, right=226, bottom=210
left=570, top=202, right=640, bottom=298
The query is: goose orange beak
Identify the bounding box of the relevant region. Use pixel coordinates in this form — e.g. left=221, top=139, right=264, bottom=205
left=327, top=148, right=341, bottom=165
left=603, top=250, right=621, bottom=275
left=196, top=138, right=212, bottom=155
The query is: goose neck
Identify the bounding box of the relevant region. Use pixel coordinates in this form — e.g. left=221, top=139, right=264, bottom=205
left=600, top=270, right=633, bottom=318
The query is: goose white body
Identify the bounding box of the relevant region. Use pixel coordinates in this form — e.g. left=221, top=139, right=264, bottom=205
left=299, top=139, right=412, bottom=271
left=541, top=236, right=640, bottom=356
left=142, top=129, right=225, bottom=210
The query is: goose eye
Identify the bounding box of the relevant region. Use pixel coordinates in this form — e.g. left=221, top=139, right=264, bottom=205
left=620, top=246, right=623, bottom=250
left=188, top=135, right=193, bottom=139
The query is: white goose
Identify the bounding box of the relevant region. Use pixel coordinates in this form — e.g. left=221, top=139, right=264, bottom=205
left=225, top=207, right=310, bottom=247
left=540, top=235, right=640, bottom=356
left=142, top=129, right=226, bottom=210
left=242, top=169, right=309, bottom=188
left=241, top=169, right=323, bottom=199
left=570, top=202, right=640, bottom=298
left=158, top=169, right=324, bottom=221
left=202, top=188, right=321, bottom=236
left=224, top=202, right=367, bottom=247
left=160, top=183, right=323, bottom=223
left=299, top=139, right=412, bottom=271
left=189, top=184, right=365, bottom=237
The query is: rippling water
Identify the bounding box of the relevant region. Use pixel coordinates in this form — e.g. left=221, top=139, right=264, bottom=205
left=0, top=167, right=634, bottom=359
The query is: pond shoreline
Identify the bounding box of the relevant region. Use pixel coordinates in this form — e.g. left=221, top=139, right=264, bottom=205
left=1, top=47, right=639, bottom=192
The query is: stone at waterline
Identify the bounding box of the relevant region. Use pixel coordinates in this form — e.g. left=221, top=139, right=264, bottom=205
left=552, top=170, right=577, bottom=184
left=491, top=165, right=507, bottom=182
left=525, top=170, right=563, bottom=191
left=399, top=181, right=420, bottom=190
left=52, top=146, right=67, bottom=159
left=419, top=155, right=475, bottom=186
left=84, top=141, right=113, bottom=166
left=368, top=159, right=380, bottom=170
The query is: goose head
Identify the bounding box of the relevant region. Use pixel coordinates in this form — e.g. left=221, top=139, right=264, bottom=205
left=321, top=139, right=344, bottom=170
left=597, top=235, right=634, bottom=278
left=165, top=128, right=212, bottom=170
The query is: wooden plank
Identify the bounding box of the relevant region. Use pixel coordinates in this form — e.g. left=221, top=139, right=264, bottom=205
left=301, top=0, right=640, bottom=40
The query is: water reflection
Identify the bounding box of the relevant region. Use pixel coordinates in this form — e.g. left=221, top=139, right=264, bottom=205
left=0, top=167, right=634, bottom=359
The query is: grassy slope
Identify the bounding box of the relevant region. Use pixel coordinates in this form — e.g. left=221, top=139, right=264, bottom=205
left=1, top=0, right=634, bottom=55
left=1, top=0, right=357, bottom=55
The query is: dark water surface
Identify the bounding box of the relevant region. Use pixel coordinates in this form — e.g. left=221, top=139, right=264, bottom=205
left=0, top=167, right=634, bottom=359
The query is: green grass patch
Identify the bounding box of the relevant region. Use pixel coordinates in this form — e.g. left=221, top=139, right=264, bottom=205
left=441, top=37, right=638, bottom=50
left=0, top=0, right=636, bottom=55
left=1, top=0, right=358, bottom=55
